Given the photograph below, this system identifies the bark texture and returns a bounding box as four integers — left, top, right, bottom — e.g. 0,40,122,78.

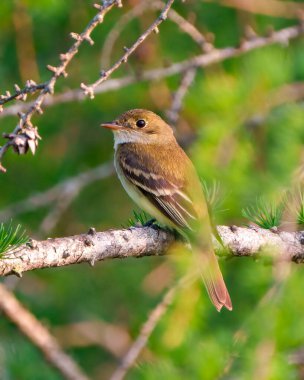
1,225,304,277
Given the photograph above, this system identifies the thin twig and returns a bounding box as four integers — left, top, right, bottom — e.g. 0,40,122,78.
81,0,175,98
2,23,303,120
0,1,120,108
166,68,197,125
109,273,195,380
101,0,208,67
0,82,46,106
37,162,114,234
0,161,114,222
212,0,304,19
84,18,304,98
39,194,78,235
0,283,90,380
0,0,121,172
53,320,132,358
245,82,304,129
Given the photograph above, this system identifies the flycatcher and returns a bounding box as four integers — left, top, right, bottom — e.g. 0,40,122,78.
101,109,232,311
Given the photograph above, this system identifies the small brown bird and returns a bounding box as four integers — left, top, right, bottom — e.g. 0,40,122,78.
101,109,232,311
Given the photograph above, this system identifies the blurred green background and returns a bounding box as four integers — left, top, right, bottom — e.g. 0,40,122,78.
1,0,304,379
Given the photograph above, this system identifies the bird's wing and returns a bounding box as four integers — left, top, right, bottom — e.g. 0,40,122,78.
119,156,198,229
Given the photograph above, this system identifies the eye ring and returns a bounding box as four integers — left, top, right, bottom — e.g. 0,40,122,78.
136,119,146,128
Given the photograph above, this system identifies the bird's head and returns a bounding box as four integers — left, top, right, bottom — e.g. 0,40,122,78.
100,109,174,146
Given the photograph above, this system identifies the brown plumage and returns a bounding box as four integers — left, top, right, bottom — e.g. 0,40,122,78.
101,109,232,311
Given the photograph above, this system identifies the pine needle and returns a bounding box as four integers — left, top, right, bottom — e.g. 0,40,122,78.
0,222,28,258
126,210,151,227
283,187,304,226
201,180,226,215
242,198,283,229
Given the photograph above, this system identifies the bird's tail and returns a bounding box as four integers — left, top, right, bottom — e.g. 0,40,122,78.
196,247,232,312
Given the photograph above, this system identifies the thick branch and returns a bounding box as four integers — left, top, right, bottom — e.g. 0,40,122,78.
0,227,175,277
1,225,304,277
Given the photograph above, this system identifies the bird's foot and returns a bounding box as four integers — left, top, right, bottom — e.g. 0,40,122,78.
143,218,157,227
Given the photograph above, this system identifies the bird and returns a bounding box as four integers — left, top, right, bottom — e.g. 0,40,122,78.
101,109,232,311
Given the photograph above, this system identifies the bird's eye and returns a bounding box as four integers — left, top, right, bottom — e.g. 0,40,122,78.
136,119,146,128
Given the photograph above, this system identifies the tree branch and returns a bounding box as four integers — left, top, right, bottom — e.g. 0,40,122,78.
109,278,181,380
109,272,195,380
1,225,304,277
100,0,209,68
213,0,304,19
0,1,120,108
80,0,175,98
166,68,197,125
0,0,121,172
0,161,114,222
0,283,90,380
0,0,177,172
2,23,303,120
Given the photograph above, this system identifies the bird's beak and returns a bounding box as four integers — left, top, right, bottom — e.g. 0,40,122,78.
100,122,125,131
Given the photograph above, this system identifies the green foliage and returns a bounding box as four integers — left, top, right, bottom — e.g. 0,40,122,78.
242,190,304,229
1,1,304,379
201,180,226,216
283,188,304,226
127,210,151,227
242,198,283,229
296,193,304,225
0,222,28,258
